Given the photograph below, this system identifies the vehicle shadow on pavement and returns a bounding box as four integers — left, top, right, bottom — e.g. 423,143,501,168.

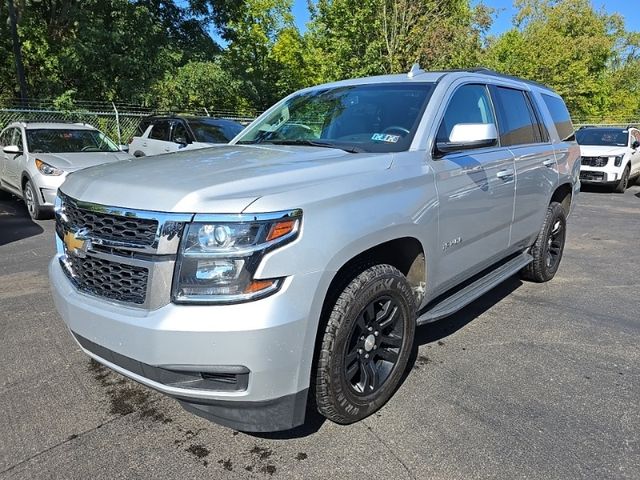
413,276,522,347
0,196,45,246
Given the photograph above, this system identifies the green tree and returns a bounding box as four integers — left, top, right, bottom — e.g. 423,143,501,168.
151,61,252,113
485,0,631,121
222,0,303,109
305,0,492,82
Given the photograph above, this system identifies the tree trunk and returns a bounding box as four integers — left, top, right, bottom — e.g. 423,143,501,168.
7,0,28,102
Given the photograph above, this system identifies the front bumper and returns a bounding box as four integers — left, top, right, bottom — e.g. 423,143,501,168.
579,167,621,184
32,172,66,207
49,258,324,431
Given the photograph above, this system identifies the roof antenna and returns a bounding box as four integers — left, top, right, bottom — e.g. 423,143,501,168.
407,62,424,78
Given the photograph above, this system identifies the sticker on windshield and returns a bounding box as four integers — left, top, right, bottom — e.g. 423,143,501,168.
371,133,400,143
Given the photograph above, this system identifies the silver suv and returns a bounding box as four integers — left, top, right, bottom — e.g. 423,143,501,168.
49,67,580,432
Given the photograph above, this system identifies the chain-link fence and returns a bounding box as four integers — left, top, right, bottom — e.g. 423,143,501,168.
0,107,147,145
0,100,260,145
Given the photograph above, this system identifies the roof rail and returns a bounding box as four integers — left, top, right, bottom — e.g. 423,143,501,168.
464,68,553,91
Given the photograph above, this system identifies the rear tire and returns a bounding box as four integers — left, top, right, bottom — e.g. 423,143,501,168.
521,202,566,283
315,264,416,424
613,165,630,193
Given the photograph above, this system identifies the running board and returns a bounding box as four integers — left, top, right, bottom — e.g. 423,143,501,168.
416,252,533,325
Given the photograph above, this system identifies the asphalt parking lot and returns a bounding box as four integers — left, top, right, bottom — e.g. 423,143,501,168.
1,185,639,480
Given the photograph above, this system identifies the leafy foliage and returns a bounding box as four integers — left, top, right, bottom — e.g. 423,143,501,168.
0,0,638,121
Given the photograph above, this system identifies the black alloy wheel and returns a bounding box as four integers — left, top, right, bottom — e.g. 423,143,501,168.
545,218,565,271
343,295,404,395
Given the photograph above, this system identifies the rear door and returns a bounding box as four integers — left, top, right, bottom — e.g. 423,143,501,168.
431,83,516,289
146,120,174,155
489,86,558,247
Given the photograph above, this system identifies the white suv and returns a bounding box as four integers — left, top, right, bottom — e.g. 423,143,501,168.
129,116,244,157
576,126,640,192
0,122,131,219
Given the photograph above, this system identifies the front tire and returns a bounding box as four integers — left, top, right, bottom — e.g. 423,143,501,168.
315,264,416,424
613,165,630,193
521,202,567,283
23,179,46,220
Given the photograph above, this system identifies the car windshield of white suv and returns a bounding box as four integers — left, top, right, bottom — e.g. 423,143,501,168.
26,129,119,153
575,128,628,147
236,83,435,153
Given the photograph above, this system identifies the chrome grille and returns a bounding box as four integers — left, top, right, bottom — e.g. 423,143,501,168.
60,195,158,247
55,194,192,309
61,255,148,305
581,156,608,167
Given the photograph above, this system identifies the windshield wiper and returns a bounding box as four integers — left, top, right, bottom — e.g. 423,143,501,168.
262,139,366,153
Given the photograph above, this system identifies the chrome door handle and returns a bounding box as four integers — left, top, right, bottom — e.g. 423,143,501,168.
543,159,555,168
496,169,514,180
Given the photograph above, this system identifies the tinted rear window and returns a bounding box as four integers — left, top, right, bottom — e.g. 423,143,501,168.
542,94,575,141
492,87,540,146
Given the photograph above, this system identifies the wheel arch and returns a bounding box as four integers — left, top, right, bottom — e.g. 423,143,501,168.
307,236,426,405
550,182,573,215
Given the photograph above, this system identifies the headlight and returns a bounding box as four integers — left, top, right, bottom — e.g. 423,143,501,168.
35,159,63,176
172,210,302,304
610,155,624,167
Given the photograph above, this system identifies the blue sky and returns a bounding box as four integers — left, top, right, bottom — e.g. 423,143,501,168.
291,1,638,35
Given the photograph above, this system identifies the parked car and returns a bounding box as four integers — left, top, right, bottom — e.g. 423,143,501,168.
49,67,580,432
576,125,640,192
0,122,132,219
129,115,244,157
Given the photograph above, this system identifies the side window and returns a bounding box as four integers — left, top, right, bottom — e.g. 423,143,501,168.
491,87,540,146
0,130,9,147
171,121,189,144
542,94,575,142
11,129,24,150
436,84,496,144
148,121,171,141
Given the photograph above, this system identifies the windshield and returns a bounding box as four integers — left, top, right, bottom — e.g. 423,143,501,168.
189,120,243,143
576,128,628,147
236,83,435,153
26,129,119,153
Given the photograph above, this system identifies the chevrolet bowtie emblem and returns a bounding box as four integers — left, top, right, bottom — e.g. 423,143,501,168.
63,228,91,258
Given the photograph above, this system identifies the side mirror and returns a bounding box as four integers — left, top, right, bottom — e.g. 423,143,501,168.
3,145,22,155
118,144,129,152
436,123,498,155
632,140,639,150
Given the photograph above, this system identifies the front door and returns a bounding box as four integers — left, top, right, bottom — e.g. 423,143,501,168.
431,83,516,291
2,128,24,191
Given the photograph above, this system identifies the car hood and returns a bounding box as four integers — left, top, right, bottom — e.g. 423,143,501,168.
59,145,393,213
579,145,628,157
36,152,132,172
